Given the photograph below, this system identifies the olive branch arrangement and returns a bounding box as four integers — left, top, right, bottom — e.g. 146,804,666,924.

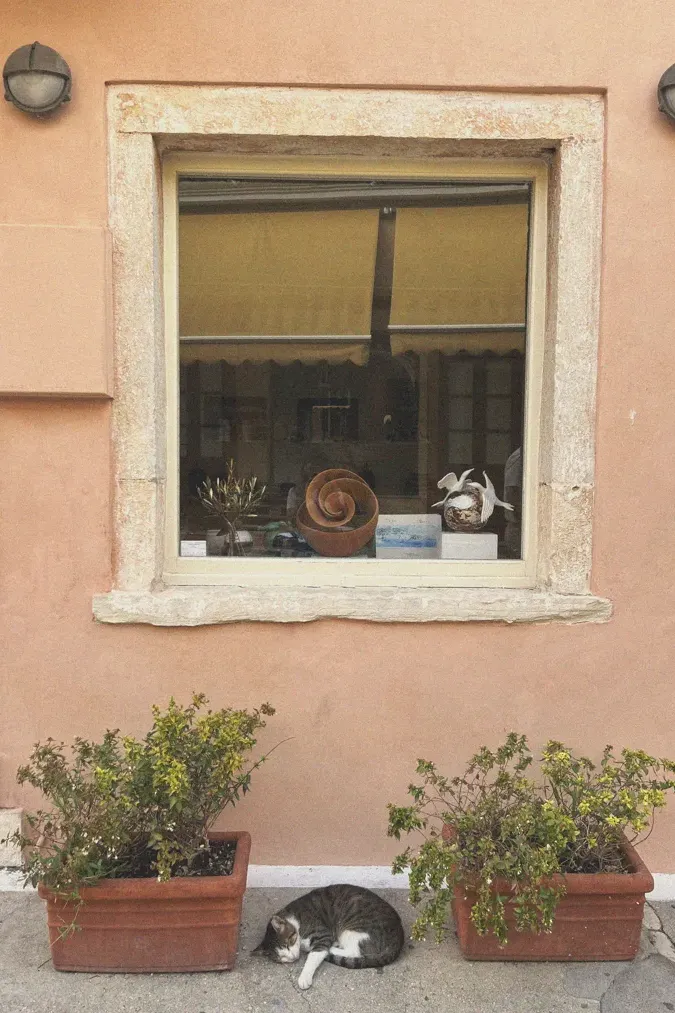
198,459,266,554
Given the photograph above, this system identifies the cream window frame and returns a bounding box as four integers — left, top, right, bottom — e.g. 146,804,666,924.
94,85,611,625
164,154,544,589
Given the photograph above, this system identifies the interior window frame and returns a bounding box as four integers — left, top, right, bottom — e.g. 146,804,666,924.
162,154,547,589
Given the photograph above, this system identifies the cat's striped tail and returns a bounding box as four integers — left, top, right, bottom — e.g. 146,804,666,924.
327,953,390,969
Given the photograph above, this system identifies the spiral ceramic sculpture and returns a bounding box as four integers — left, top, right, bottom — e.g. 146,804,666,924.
295,469,379,557
432,468,513,533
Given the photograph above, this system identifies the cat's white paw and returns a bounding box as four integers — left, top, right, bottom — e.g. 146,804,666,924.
297,975,313,990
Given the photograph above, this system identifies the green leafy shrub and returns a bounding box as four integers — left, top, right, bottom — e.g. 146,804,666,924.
388,733,675,945
6,695,275,897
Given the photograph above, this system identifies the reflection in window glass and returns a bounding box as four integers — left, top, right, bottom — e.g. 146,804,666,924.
177,177,529,561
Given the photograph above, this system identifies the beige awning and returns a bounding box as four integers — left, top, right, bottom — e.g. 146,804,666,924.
389,204,528,355
179,339,369,367
179,209,379,338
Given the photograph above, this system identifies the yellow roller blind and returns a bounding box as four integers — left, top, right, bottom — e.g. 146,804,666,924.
389,204,528,356
179,209,379,337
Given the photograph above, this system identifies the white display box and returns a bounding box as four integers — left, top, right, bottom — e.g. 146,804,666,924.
376,514,442,559
441,532,498,559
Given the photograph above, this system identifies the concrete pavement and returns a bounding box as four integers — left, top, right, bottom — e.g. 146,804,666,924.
0,889,673,1013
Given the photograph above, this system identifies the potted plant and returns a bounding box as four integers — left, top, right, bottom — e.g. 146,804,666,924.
198,460,266,556
5,694,275,973
388,733,675,961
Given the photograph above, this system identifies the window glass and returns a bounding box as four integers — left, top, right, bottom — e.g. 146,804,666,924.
177,177,529,561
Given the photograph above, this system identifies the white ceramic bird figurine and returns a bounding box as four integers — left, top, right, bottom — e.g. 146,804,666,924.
432,469,514,532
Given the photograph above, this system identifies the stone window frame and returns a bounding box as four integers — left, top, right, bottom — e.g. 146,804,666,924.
94,85,610,626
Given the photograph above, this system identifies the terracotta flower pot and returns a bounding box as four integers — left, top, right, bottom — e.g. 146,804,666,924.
37,830,251,973
448,833,653,961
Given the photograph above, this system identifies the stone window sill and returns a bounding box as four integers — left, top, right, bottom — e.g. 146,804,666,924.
93,587,612,626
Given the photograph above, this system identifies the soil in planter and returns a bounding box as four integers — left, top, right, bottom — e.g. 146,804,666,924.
558,841,631,875
112,839,237,880
455,828,631,877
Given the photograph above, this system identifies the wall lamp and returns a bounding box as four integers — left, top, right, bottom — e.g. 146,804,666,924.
3,42,71,116
658,64,675,125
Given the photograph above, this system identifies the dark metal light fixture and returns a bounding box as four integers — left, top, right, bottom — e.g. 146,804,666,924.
657,64,675,124
3,42,71,115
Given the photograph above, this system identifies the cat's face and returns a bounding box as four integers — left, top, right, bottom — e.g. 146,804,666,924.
255,914,301,963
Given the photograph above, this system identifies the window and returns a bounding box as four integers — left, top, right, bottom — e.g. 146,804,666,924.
96,85,609,624
166,159,545,584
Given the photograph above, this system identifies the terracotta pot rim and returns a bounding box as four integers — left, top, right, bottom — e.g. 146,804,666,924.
444,830,654,896
37,830,251,902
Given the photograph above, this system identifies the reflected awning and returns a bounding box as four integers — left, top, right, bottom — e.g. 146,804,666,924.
179,208,379,338
179,338,369,367
389,204,529,355
390,329,525,357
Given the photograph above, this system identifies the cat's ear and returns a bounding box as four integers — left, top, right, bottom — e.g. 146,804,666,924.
271,914,287,935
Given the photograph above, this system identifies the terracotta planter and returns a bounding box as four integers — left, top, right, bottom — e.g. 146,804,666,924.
38,831,251,973
450,835,653,961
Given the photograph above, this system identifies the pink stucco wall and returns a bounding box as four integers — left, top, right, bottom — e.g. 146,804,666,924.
1,1,674,870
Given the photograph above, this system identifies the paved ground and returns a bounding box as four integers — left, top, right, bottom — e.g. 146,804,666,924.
0,889,673,1013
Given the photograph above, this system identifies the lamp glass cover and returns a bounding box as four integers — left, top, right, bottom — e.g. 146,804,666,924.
7,71,66,109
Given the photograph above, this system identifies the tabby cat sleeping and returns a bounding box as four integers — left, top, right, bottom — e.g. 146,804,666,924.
255,884,405,990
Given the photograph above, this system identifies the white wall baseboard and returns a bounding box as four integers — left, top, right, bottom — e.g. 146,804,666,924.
1,865,674,899
247,866,675,900
646,874,675,902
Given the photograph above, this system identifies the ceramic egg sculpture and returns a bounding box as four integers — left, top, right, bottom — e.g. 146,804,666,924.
432,468,514,533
